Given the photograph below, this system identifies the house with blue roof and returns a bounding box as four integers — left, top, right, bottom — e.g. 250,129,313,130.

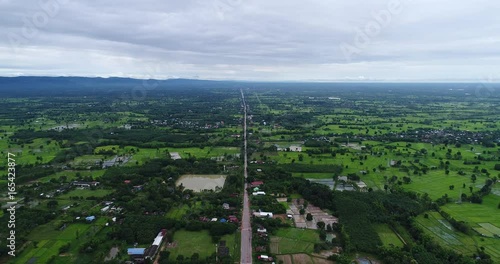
127,248,146,255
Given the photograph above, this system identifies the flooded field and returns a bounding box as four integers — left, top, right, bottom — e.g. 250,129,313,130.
176,174,227,192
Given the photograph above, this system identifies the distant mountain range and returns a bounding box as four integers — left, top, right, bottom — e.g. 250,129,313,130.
0,76,498,97
0,76,229,89
0,76,242,96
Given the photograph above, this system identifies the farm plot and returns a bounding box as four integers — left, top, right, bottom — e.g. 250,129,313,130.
417,213,462,246
15,218,108,264
271,228,320,255
442,195,500,226
473,223,500,238
415,211,500,261
374,224,404,247
168,230,237,261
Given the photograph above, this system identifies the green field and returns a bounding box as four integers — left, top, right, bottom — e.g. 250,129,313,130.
402,171,477,200
168,230,238,261
166,205,191,220
13,218,108,264
415,211,500,262
71,155,105,166
271,228,320,254
374,224,404,247
442,195,500,226
474,223,500,238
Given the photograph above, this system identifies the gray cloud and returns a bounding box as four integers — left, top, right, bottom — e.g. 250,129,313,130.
0,0,499,81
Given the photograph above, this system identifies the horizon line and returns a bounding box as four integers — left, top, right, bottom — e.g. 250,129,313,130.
1,75,499,84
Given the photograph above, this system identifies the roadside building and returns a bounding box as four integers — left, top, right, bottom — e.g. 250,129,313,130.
72,181,100,188
253,211,273,218
127,248,146,262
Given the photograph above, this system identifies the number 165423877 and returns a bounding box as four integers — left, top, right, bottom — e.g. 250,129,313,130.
8,153,16,199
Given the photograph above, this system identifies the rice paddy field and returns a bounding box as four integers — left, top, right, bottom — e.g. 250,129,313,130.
415,211,500,262
14,217,109,264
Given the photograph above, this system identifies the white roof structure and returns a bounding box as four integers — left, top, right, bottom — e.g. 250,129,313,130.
337,176,348,182
357,181,367,188
254,212,273,218
257,228,267,233
152,232,164,246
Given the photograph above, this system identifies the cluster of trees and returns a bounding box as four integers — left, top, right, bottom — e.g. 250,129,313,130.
277,163,343,174
466,178,497,204
335,194,382,253
288,178,489,263
438,211,471,234
11,128,216,149
111,216,179,244
10,165,59,184
251,195,287,214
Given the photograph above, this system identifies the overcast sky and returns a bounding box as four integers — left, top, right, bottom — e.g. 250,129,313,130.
1,0,500,81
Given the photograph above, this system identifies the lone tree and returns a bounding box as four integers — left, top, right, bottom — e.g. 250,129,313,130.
306,213,313,221
471,174,477,183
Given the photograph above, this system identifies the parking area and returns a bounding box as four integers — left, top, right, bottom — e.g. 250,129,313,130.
288,199,338,229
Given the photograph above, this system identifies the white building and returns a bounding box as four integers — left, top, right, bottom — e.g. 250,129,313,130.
253,212,273,218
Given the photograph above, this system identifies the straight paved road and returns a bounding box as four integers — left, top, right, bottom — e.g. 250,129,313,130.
240,89,252,264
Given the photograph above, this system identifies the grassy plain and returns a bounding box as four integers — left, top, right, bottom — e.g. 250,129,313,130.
374,224,404,247
168,230,238,261
271,228,320,254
